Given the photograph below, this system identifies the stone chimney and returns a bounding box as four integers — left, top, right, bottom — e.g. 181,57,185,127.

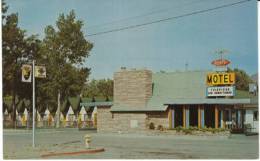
113,68,152,107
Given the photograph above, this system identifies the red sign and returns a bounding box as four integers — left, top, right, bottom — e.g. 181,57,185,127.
211,59,230,66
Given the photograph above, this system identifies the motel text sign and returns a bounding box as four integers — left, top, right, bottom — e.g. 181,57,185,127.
206,73,235,86
206,86,235,97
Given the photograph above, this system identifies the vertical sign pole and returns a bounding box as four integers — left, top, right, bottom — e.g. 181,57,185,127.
32,60,36,148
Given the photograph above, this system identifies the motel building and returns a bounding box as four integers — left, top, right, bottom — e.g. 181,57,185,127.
81,68,258,133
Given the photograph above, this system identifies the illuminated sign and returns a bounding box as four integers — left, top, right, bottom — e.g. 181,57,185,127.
206,73,235,86
211,59,230,66
206,86,235,97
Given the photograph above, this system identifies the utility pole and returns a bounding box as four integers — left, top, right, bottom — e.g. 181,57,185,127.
32,60,36,148
185,62,188,71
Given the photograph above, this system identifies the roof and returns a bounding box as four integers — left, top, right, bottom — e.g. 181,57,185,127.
80,101,113,107
151,71,209,99
112,70,258,112
110,105,167,112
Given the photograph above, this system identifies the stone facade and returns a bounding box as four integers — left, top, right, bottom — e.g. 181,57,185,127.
97,106,149,133
113,69,152,107
97,68,170,133
147,111,169,129
97,106,170,133
97,106,114,132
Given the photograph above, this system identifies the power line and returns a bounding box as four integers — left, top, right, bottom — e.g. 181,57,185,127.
86,0,251,37
87,0,205,30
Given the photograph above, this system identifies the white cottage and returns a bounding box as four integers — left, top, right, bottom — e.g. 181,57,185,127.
66,106,75,127
79,106,87,121
79,106,87,128
3,108,9,120
22,108,28,126
44,108,54,126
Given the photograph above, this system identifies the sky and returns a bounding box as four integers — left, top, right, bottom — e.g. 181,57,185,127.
6,0,258,79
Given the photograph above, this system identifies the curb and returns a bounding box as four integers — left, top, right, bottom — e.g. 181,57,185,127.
41,148,105,158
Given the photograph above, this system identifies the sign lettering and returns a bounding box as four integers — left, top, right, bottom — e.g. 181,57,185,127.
207,86,235,97
206,73,235,85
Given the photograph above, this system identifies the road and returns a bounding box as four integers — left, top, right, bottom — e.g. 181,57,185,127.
3,128,259,159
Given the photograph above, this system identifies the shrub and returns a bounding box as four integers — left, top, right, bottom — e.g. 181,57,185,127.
183,128,192,135
149,122,155,130
157,125,163,131
189,126,198,131
175,126,183,132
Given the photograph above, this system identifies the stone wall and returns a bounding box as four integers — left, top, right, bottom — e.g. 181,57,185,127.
97,106,114,132
112,113,148,132
113,69,152,107
97,106,148,133
97,106,171,133
147,111,169,129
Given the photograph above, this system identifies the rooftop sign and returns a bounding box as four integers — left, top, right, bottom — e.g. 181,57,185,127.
206,72,235,86
211,59,230,66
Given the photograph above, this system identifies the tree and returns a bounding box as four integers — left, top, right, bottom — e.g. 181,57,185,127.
42,10,93,101
2,0,41,126
83,79,114,101
40,10,93,124
97,79,113,101
228,68,253,90
83,79,99,102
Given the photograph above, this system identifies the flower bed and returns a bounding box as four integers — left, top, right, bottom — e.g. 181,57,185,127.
147,125,231,136
168,126,230,136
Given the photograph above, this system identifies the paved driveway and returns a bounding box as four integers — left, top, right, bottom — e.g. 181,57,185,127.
3,129,259,159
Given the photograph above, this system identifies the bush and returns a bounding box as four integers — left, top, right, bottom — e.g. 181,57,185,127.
183,128,192,135
175,126,183,132
157,125,163,131
149,122,155,130
189,126,198,131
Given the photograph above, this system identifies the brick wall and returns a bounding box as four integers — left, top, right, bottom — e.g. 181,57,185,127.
113,69,152,107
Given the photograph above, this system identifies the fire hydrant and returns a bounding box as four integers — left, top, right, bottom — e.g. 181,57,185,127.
84,134,91,149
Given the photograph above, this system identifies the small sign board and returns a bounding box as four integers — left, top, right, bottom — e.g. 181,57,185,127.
206,72,235,86
21,64,32,82
206,86,235,97
35,66,46,78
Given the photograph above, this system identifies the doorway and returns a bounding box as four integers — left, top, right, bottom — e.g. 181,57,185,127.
174,106,183,128
189,105,198,127
204,105,215,128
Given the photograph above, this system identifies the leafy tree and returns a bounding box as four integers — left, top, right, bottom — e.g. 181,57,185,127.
2,0,41,126
228,68,253,90
40,10,93,120
83,79,99,101
97,79,113,101
83,79,113,101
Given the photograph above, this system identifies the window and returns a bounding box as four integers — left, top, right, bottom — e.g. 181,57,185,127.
253,111,258,121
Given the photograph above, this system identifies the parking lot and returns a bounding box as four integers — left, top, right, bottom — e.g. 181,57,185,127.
3,128,259,159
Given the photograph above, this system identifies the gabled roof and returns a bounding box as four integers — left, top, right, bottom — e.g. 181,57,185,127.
68,97,82,114
111,70,257,112
151,71,209,100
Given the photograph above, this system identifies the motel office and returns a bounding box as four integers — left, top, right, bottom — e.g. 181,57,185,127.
93,68,258,133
